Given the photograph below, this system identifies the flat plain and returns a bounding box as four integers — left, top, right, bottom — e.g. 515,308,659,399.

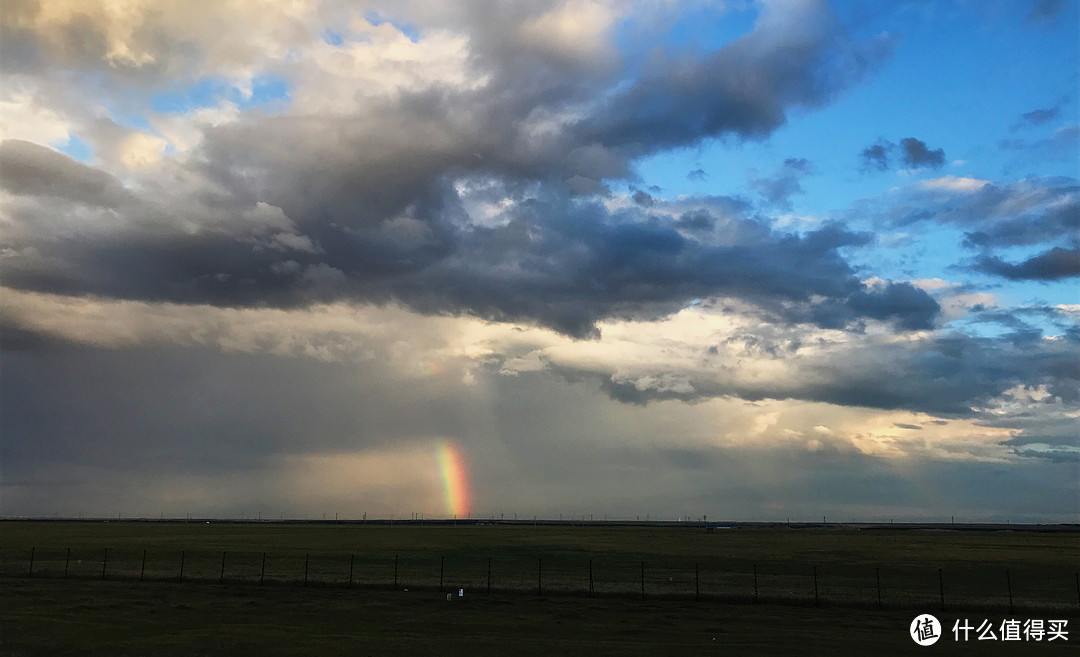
2,521,1077,655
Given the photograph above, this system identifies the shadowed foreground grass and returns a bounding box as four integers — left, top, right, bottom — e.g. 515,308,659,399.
2,578,1077,656
3,522,1078,610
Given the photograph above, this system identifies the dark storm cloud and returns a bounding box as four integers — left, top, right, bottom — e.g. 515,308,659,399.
1,230,320,306
995,304,1080,345
754,282,939,332
7,341,1076,519
749,158,813,210
999,124,1079,164
631,189,656,207
571,7,894,154
0,319,75,352
0,139,131,207
596,443,1079,521
875,333,1060,414
193,0,893,232
0,0,45,74
384,198,937,337
2,2,1077,525
0,342,483,476
0,1,912,338
844,281,941,330
858,137,944,170
972,246,1080,280
961,306,1050,345
776,333,1077,414
0,0,110,73
540,319,1079,416
899,137,945,169
1001,419,1080,464
3,157,941,338
1003,431,1079,450
4,0,941,343
1011,447,1080,463
676,209,716,232
859,141,891,171
958,188,1079,249
937,178,1080,280
864,177,1079,270
1016,106,1060,128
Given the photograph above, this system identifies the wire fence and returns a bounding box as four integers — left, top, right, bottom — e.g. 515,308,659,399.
4,546,1078,612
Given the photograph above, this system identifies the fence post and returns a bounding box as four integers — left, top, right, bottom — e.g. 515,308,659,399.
440,555,444,592
938,568,945,611
487,557,492,595
1002,570,1010,613
348,554,354,589
640,561,645,600
140,549,147,582
260,552,266,586
589,559,594,597
695,562,700,602
101,548,108,580
876,567,882,608
393,555,398,589
64,548,70,579
179,550,185,583
1075,572,1079,607
813,565,819,606
28,547,34,578
304,553,309,586
753,564,758,604
219,551,226,584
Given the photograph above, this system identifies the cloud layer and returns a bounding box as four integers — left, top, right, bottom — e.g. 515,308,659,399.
2,0,1077,520
0,0,918,338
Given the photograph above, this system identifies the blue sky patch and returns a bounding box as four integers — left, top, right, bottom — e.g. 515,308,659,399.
150,74,291,115
365,10,421,42
322,29,345,46
56,134,93,163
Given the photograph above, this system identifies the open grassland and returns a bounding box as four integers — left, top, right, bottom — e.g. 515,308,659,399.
2,522,1077,608
3,521,1075,570
2,522,1078,655
3,577,1078,656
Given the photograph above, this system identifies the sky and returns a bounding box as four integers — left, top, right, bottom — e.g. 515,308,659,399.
1,0,1077,522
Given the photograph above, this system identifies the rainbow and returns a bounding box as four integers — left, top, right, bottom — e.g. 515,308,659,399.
437,441,471,518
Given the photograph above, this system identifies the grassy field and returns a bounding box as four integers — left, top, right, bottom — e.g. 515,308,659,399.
2,522,1078,655
3,576,1078,656
3,521,1076,572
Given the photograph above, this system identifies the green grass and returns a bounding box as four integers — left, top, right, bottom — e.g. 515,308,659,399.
2,522,1077,609
3,578,1078,656
3,521,1075,568
1,522,1078,655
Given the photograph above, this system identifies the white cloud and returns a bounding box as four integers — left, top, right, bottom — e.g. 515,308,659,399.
909,278,953,291
0,94,74,145
149,104,241,157
518,0,619,63
919,176,990,193
288,22,487,114
116,132,169,169
915,176,989,193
